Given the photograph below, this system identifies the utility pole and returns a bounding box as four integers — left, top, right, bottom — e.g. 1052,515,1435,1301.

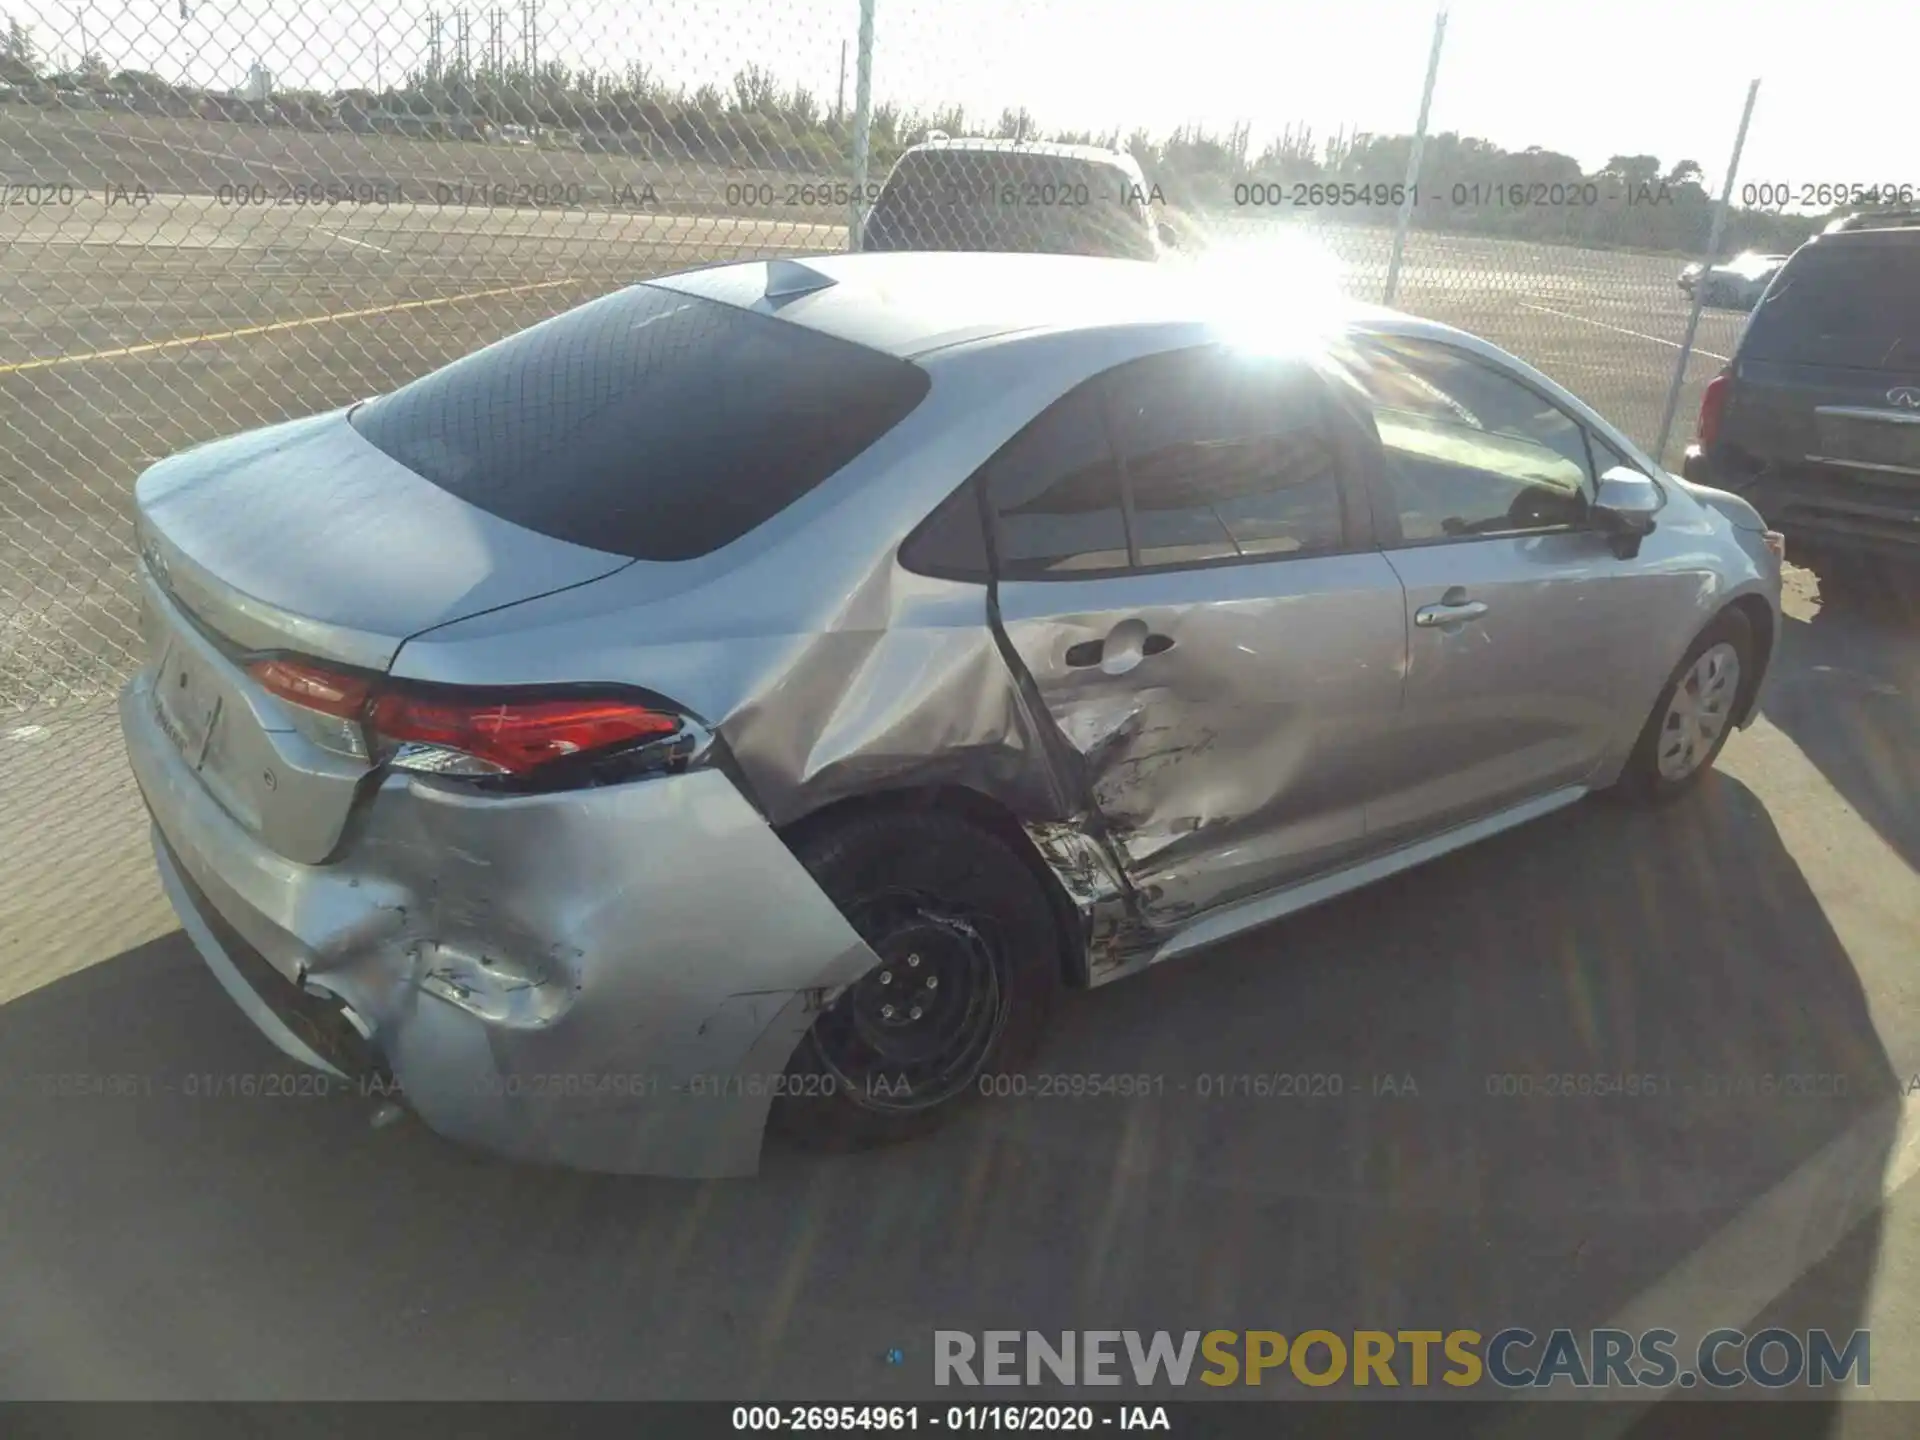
849,0,873,248
837,40,846,125
1383,3,1449,307
1655,79,1763,464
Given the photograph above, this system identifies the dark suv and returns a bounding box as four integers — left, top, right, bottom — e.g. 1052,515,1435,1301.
859,137,1174,263
1683,211,1920,565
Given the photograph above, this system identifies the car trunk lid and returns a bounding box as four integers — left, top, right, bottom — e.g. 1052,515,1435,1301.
133,408,634,862
136,408,635,671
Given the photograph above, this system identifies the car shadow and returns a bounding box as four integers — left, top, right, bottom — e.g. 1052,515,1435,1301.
1763,559,1920,874
0,776,1895,1411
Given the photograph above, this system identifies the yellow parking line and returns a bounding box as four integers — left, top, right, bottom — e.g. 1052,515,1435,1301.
0,277,586,376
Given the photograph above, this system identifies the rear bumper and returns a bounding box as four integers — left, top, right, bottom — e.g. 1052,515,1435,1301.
1685,451,1920,563
120,670,883,1178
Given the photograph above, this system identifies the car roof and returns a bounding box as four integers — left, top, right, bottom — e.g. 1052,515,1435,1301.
1804,224,1920,248
1822,209,1920,235
647,251,1398,360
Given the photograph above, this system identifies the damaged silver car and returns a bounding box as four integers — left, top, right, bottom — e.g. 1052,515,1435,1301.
120,251,1784,1177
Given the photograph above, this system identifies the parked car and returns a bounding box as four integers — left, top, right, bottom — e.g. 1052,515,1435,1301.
121,252,1782,1178
1678,251,1790,310
1683,212,1920,566
860,136,1174,262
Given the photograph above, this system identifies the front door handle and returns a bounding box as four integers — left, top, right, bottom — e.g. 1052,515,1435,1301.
1414,599,1489,628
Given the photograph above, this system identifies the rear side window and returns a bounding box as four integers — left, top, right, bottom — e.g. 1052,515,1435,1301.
982,384,1130,575
899,478,990,579
1105,349,1348,566
348,284,930,561
1742,242,1920,372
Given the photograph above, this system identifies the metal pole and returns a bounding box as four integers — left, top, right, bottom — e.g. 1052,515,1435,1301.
1654,77,1760,466
837,40,846,125
1383,4,1447,307
848,0,874,250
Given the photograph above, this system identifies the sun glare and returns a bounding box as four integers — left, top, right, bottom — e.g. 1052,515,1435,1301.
1174,225,1355,358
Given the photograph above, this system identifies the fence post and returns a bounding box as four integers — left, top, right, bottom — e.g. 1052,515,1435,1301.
1655,78,1761,466
848,0,876,251
1382,4,1448,307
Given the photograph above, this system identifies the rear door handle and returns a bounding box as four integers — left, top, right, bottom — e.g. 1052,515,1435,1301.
1414,599,1489,628
1064,624,1176,671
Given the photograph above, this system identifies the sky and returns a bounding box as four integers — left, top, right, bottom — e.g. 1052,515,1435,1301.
8,0,1916,208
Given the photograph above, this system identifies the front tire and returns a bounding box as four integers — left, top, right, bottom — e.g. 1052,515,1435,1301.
771,809,1063,1151
1614,608,1754,804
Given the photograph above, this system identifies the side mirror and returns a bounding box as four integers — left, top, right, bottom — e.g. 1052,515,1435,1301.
1157,220,1179,250
1591,466,1662,558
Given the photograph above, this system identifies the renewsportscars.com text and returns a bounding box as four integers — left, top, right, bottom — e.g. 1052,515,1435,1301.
933,1328,1869,1390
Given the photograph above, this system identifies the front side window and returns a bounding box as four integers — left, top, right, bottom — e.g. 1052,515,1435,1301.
1336,335,1593,543
1590,433,1648,479
1104,348,1348,567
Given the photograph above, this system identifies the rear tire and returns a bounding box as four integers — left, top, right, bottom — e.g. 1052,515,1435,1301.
1613,608,1754,805
771,810,1062,1151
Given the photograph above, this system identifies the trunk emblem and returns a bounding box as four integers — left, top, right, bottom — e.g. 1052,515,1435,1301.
141,535,172,591
1890,388,1920,409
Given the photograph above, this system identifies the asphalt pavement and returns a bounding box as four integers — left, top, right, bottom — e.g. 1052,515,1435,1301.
1,562,1914,1420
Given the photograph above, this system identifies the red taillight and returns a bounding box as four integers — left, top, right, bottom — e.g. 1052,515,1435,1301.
248,655,680,776
249,657,373,719
1697,371,1732,448
368,691,679,775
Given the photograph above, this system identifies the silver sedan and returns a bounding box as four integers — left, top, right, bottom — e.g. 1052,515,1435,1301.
1679,252,1791,309
120,251,1785,1177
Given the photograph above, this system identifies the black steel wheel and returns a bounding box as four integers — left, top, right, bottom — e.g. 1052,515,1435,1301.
773,809,1062,1149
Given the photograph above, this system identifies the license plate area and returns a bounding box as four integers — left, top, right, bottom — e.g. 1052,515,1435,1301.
153,641,224,768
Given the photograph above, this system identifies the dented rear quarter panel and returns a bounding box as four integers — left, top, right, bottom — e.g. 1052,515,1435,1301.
124,670,887,1178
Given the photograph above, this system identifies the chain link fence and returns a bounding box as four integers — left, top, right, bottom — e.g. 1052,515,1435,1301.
3,0,1862,1004
1,2,1800,718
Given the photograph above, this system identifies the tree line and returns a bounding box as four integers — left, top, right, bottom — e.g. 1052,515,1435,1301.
0,16,1858,256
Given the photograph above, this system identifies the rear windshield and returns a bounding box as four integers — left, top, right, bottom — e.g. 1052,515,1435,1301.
863,150,1155,261
1741,241,1920,372
348,284,931,560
